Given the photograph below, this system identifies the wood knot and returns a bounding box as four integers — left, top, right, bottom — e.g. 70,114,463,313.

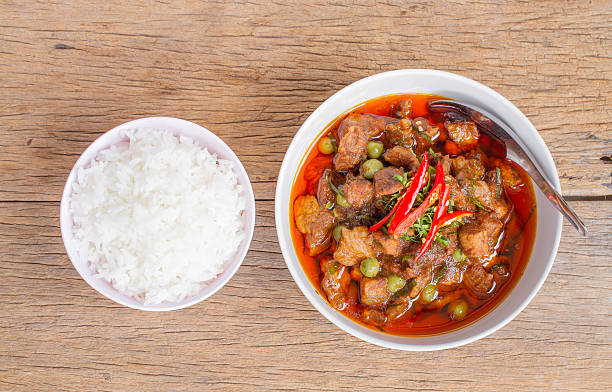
54,43,75,50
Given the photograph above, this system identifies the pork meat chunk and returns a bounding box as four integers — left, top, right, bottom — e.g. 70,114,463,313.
441,154,452,176
343,179,375,209
361,308,387,327
445,175,475,212
383,146,420,171
383,122,414,148
451,155,485,185
333,226,376,266
338,113,386,139
413,117,439,143
458,225,488,259
458,212,503,259
464,262,494,298
334,125,368,171
372,231,411,258
446,121,479,148
397,98,413,118
360,277,391,306
373,166,404,196
294,195,334,256
316,169,336,207
321,262,353,311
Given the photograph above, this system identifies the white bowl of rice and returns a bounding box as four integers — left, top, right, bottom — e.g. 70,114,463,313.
60,117,255,311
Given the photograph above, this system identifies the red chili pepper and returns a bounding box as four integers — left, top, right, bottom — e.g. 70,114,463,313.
435,182,451,221
431,161,445,190
368,190,405,232
437,210,474,227
392,182,441,240
387,153,429,234
391,161,445,239
412,210,473,264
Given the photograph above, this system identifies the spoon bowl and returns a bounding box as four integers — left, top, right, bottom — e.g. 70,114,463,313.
428,99,587,236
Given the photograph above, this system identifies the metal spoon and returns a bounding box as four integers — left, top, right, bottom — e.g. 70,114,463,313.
428,99,587,236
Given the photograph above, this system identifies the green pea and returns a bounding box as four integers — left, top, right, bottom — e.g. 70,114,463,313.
327,261,341,276
421,284,438,303
386,274,406,293
367,141,384,159
362,159,384,179
448,299,469,321
452,249,466,264
360,257,380,278
318,136,335,155
333,224,345,242
336,193,350,208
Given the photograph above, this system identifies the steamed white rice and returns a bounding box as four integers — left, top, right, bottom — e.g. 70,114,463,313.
71,128,245,304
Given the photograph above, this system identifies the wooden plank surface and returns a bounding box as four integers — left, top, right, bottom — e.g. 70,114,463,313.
0,201,610,391
1,0,611,391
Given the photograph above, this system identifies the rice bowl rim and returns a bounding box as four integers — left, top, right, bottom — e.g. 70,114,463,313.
60,117,256,311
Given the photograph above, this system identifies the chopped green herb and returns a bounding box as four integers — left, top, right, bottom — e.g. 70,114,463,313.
519,204,537,232
444,221,462,229
401,206,436,242
448,197,455,213
428,147,440,162
470,196,489,211
413,124,432,143
379,190,402,212
435,235,450,247
380,225,390,237
332,208,340,219
332,224,344,241
325,201,333,209
393,172,409,187
496,167,502,198
490,262,510,272
336,193,350,208
326,173,343,197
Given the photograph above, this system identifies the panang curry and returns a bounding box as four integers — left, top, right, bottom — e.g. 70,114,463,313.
290,94,537,335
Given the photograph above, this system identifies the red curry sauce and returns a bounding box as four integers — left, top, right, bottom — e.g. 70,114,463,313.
290,94,537,336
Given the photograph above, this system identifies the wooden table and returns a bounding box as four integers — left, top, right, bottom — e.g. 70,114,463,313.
1,1,610,390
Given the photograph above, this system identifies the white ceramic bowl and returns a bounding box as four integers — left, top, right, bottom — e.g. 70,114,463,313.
275,69,563,350
60,117,256,311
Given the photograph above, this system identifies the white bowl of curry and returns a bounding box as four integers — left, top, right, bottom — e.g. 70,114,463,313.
275,69,562,350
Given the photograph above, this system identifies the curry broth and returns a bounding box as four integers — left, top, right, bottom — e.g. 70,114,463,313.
289,94,537,336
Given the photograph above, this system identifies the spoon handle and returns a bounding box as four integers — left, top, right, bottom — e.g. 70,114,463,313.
504,135,588,237
428,99,588,236
526,162,588,236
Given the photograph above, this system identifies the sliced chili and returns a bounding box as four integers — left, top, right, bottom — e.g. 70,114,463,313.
368,190,405,232
431,161,445,190
435,184,451,221
438,210,473,227
387,153,429,234
412,210,473,264
392,182,441,240
392,162,445,240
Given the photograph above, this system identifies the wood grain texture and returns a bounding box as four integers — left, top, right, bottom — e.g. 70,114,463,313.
0,201,610,391
0,0,611,201
0,0,611,391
